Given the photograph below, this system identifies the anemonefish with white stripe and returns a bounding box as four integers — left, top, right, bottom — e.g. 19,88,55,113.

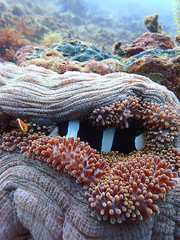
10,118,28,133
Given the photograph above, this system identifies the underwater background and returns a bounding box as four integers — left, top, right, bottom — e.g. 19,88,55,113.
0,1,180,240
0,0,179,50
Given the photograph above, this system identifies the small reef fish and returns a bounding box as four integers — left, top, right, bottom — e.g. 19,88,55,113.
10,118,28,133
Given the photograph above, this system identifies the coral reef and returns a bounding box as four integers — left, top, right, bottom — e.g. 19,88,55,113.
14,40,124,75
114,32,176,57
0,63,179,239
0,27,29,61
0,0,149,50
15,36,180,98
0,1,179,238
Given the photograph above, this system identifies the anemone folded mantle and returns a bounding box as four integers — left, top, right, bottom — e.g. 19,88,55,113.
0,63,179,122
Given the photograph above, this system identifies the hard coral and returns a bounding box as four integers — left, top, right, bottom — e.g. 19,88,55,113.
15,43,124,75
15,38,116,64
126,49,180,98
114,32,176,57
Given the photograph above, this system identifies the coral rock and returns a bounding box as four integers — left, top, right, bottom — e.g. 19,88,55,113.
114,32,176,57
126,49,180,98
144,14,162,33
15,42,124,75
15,39,116,65
14,38,179,99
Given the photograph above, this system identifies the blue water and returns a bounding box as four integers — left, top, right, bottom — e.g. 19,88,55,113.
85,0,176,26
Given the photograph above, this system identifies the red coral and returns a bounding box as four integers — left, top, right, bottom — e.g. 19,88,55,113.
17,19,43,40
0,27,29,61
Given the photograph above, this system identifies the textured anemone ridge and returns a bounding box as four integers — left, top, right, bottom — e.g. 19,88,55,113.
0,63,179,123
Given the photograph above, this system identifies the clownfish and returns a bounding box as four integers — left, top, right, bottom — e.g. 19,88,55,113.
10,118,28,133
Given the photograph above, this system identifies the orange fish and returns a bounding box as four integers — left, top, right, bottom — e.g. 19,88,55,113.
10,118,28,133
